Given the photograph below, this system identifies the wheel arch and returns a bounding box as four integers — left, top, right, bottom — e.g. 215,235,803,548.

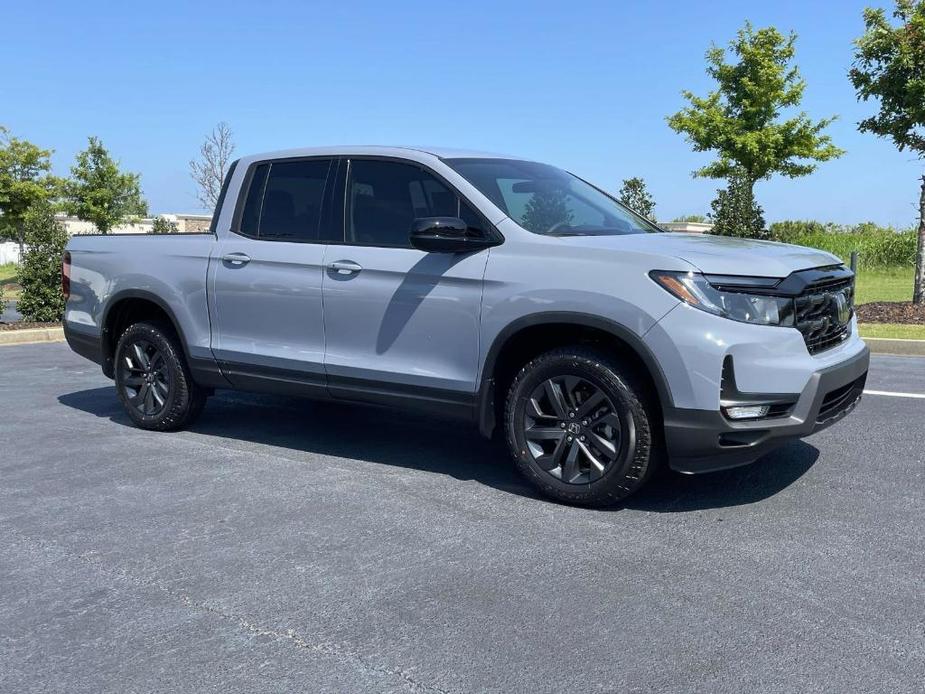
477,312,673,439
100,290,192,379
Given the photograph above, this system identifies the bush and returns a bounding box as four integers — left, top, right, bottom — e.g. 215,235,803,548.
709,175,768,239
17,202,68,322
768,220,916,268
151,215,178,234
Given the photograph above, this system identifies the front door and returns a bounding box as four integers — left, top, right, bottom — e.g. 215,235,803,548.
209,158,335,391
322,158,490,404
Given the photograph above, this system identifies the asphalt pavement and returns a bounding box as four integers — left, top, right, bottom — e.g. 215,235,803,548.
1,343,923,693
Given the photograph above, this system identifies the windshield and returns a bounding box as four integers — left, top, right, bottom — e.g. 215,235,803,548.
444,158,660,236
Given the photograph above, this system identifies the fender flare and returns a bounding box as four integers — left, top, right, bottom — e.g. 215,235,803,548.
476,311,674,438
99,289,226,386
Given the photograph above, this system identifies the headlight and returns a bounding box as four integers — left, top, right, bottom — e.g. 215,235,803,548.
650,270,795,327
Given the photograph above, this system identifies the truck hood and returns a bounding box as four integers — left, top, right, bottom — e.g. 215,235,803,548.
560,232,840,277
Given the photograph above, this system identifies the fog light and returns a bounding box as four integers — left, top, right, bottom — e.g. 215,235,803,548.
724,405,770,420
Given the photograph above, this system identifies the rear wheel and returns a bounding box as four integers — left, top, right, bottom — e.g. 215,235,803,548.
504,346,659,506
114,321,207,431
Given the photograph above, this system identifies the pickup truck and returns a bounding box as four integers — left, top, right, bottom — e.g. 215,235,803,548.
63,146,870,505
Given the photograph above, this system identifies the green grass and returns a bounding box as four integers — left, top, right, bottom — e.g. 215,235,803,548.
858,323,925,340
0,262,20,300
854,266,914,304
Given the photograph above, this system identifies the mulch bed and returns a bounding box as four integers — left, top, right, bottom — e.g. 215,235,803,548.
0,321,61,331
856,302,925,325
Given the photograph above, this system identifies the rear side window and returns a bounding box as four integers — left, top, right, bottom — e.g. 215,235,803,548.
347,159,482,247
236,159,333,241
239,164,269,236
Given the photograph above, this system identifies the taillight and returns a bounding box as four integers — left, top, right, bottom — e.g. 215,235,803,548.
62,251,71,301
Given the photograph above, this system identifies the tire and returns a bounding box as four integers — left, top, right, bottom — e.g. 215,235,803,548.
113,321,207,431
504,346,660,506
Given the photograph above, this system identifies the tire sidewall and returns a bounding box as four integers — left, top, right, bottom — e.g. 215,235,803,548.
505,349,652,505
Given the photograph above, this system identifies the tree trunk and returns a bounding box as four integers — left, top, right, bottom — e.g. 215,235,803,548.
915,176,925,306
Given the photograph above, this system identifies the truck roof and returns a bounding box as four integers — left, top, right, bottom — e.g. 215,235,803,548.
236,145,527,166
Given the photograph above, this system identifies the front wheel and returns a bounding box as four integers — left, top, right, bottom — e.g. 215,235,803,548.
504,347,660,506
114,321,207,431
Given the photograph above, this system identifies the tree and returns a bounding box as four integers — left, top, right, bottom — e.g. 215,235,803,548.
672,214,708,223
0,127,58,252
850,1,925,304
17,201,68,322
667,22,843,237
709,172,767,239
64,137,147,234
617,177,656,221
151,215,178,234
189,122,235,211
520,188,572,234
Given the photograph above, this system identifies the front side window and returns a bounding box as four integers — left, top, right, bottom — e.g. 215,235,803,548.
445,158,659,236
346,159,481,247
236,159,332,241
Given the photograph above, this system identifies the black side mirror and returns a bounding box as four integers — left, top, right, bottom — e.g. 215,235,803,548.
409,217,495,253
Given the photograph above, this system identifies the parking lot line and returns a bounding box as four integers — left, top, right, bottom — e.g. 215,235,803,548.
864,389,925,399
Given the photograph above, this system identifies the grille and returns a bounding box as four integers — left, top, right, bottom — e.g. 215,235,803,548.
794,273,854,355
817,373,867,424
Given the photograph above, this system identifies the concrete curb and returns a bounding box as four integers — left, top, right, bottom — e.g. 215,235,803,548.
0,326,65,346
863,336,925,357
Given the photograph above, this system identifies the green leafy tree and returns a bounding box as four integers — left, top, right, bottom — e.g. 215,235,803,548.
17,201,68,322
0,127,58,252
64,137,147,234
151,215,178,234
667,22,843,237
709,173,767,239
672,214,708,223
520,188,572,234
617,177,656,221
850,0,925,304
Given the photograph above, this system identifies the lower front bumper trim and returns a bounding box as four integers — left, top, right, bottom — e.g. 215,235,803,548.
664,345,870,474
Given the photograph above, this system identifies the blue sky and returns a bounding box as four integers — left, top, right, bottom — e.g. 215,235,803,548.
1,0,918,226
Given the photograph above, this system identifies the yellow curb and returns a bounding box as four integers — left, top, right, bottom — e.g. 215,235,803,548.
0,326,65,346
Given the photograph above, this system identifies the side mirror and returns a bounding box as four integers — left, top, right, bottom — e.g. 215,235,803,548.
409,217,494,253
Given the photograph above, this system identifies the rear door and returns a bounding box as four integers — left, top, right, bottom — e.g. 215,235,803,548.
209,157,336,391
321,157,491,403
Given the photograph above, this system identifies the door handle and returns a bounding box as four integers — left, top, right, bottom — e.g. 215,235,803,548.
329,260,363,275
222,252,251,266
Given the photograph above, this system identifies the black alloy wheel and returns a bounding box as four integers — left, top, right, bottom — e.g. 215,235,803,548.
522,375,622,484
505,346,659,506
118,338,171,417
113,321,207,431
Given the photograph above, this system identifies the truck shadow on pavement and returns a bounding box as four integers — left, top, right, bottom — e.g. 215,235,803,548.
58,386,819,513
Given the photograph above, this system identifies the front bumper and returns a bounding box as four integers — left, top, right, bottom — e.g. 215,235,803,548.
664,344,869,474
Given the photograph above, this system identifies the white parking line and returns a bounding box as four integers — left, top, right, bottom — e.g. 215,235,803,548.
864,389,925,400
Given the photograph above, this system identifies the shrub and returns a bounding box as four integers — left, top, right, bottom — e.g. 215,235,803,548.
672,214,708,223
768,220,916,268
151,215,178,234
709,175,768,239
17,202,68,322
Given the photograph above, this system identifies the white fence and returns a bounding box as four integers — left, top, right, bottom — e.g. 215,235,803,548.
0,242,21,265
